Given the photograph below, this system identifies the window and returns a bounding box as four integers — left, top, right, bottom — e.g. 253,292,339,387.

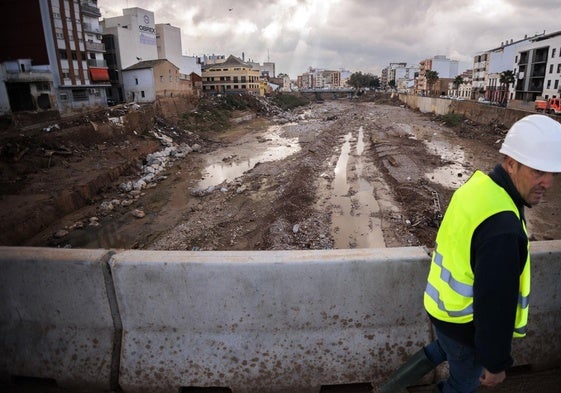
553,48,557,58
557,64,561,73
160,76,164,82
60,93,68,101
547,80,551,88
550,64,554,73
135,78,139,85
59,49,68,59
141,91,145,98
555,80,559,89
72,89,88,101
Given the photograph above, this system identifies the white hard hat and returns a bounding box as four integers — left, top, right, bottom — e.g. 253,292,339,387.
499,114,561,172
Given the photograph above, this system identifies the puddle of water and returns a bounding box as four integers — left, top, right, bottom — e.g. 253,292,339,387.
356,126,365,155
424,140,470,187
330,128,385,249
398,123,470,188
196,124,301,189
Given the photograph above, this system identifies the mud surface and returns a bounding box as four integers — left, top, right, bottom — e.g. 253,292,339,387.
2,96,561,250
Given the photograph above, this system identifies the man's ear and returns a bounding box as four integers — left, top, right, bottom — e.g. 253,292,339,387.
503,156,518,175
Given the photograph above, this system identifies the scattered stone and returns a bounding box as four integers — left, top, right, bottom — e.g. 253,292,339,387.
89,217,100,227
293,224,300,234
131,209,145,218
54,229,68,238
99,201,114,214
69,221,84,230
43,124,60,133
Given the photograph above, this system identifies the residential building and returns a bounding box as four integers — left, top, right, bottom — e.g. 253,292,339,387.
415,55,459,96
447,72,473,100
0,0,110,114
246,60,276,79
472,34,539,101
513,30,561,102
156,23,201,76
122,59,192,103
297,67,341,90
385,63,419,93
201,55,260,95
383,62,406,89
101,7,159,102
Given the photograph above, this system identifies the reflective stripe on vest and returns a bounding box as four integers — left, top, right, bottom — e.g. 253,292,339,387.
423,170,530,337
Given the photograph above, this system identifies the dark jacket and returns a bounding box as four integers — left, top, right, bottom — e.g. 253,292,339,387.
429,164,529,373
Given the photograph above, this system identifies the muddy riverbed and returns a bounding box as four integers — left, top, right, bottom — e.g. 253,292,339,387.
5,98,561,250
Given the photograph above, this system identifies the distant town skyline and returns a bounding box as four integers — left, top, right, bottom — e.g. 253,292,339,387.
98,0,561,77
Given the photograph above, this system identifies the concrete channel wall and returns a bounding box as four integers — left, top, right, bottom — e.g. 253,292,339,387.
398,94,537,128
1,242,561,393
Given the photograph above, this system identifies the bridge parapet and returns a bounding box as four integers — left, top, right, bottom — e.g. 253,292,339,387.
1,242,560,392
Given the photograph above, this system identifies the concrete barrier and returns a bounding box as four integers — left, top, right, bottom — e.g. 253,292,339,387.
0,247,121,390
512,240,561,368
1,241,560,393
110,247,433,393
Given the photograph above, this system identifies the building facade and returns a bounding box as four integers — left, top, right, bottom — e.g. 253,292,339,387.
101,7,159,103
472,34,538,101
415,56,459,96
513,30,561,102
202,55,260,95
122,59,192,103
0,0,110,114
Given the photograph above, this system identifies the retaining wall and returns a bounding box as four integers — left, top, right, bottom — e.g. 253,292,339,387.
398,94,540,128
1,242,560,392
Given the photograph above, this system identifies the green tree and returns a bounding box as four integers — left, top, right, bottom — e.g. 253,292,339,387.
452,76,464,97
499,70,515,105
348,71,379,91
425,70,439,96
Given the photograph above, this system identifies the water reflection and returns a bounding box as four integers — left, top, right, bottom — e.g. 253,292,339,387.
196,124,301,189
331,128,384,249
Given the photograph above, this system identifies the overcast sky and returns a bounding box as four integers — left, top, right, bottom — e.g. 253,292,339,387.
97,0,561,77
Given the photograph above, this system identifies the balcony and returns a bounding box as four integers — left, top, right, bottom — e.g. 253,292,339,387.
85,41,105,52
83,22,103,34
80,2,101,18
87,59,107,67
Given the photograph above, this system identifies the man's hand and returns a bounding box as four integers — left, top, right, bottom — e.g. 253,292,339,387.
480,368,506,387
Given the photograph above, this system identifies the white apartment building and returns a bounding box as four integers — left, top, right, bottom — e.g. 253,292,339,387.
472,34,538,100
156,23,201,76
512,30,561,102
416,56,458,95
430,55,459,78
101,8,159,71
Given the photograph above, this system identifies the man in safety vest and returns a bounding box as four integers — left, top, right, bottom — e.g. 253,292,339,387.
375,114,561,393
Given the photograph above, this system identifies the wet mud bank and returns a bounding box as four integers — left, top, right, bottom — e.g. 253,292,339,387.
5,98,561,250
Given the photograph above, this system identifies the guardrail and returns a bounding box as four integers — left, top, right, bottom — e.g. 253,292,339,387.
1,242,560,392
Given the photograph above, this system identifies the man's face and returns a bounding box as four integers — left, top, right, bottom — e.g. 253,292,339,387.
505,158,555,206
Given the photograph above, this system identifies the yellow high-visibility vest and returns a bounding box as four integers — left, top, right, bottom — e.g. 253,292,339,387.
424,170,530,337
